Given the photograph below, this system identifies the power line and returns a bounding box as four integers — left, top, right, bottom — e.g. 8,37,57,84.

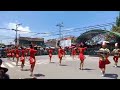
56,22,64,40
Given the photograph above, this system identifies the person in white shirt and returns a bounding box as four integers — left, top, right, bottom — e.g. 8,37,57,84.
98,41,110,77
112,43,120,67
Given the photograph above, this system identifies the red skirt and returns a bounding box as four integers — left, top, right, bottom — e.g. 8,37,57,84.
12,53,15,57
20,56,25,62
29,57,36,64
105,58,110,65
58,54,63,59
16,54,19,58
99,60,106,69
113,56,119,63
79,53,85,61
49,54,52,58
72,52,76,55
7,53,11,57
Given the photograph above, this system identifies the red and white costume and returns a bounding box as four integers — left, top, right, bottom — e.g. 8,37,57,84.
72,48,76,56
20,49,25,62
29,48,37,65
58,48,64,59
48,49,53,58
78,47,87,61
99,41,110,69
11,49,15,58
6,48,11,57
15,49,20,58
112,43,120,63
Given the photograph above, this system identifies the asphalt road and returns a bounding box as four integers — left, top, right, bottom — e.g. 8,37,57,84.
1,55,120,79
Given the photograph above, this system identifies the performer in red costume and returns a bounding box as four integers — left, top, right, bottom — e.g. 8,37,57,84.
58,46,64,65
71,47,76,60
25,47,29,59
98,41,110,77
29,45,37,76
48,47,53,63
6,48,11,60
62,48,66,57
112,43,120,67
20,47,26,71
15,46,20,66
11,47,15,61
78,43,87,70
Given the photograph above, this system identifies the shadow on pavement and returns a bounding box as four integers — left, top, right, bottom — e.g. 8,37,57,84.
34,73,45,77
83,68,95,70
22,69,30,71
116,66,120,68
104,74,118,79
60,64,67,66
23,77,37,79
88,55,99,57
50,62,55,63
16,65,21,66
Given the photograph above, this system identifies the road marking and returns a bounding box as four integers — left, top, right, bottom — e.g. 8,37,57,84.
11,62,16,65
37,61,48,64
5,62,14,68
1,64,5,67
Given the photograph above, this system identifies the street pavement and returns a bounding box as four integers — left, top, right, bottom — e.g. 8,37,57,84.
1,55,120,79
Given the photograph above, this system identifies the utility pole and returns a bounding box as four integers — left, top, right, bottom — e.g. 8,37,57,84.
56,22,64,40
56,22,64,47
12,23,22,46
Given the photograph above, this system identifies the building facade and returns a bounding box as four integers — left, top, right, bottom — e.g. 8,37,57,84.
19,37,44,47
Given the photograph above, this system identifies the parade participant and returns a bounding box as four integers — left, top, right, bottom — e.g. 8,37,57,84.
11,47,15,61
25,47,29,59
78,43,87,70
112,43,120,67
20,47,26,71
58,46,64,65
98,41,110,76
71,47,76,60
6,48,11,60
15,46,20,66
63,48,66,57
48,47,53,63
29,45,37,76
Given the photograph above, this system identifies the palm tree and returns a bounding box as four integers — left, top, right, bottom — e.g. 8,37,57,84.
112,11,120,32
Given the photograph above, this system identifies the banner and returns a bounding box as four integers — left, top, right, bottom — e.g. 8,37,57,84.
60,39,71,47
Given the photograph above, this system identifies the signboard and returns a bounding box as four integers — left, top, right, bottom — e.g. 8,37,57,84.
60,39,71,48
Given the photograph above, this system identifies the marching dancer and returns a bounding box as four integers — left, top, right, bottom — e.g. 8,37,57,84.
48,47,53,63
98,41,110,76
58,46,64,65
6,48,11,60
112,43,120,67
78,43,87,70
25,47,29,59
11,47,15,61
29,45,37,76
15,46,20,66
71,47,77,60
20,47,26,71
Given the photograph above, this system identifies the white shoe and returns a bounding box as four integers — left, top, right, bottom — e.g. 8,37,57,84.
101,74,104,77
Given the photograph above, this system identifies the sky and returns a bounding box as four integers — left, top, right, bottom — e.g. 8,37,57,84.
0,11,119,45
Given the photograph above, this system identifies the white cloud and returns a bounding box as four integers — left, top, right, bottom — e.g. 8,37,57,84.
8,22,31,34
0,22,33,45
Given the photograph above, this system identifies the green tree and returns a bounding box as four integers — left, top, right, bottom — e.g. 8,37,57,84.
112,12,120,32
